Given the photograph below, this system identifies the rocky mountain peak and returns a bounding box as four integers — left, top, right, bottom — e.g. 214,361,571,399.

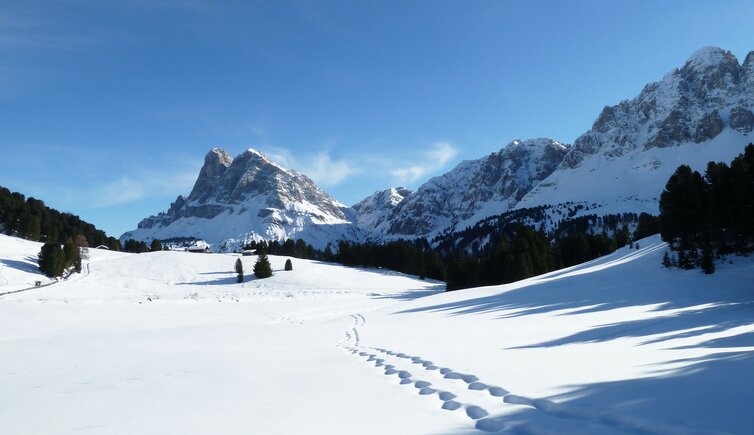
354,137,570,240
682,46,738,71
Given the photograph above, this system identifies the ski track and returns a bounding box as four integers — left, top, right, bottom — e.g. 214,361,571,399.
0,259,92,297
342,313,700,435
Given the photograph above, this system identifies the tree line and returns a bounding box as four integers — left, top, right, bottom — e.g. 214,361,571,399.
0,186,119,249
659,144,754,273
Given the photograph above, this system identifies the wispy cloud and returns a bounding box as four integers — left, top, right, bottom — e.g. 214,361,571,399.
261,146,359,188
390,142,458,184
92,167,200,208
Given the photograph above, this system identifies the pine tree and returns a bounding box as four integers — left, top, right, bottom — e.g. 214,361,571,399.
662,251,672,268
235,258,244,283
284,258,293,271
700,245,715,274
150,239,163,252
38,242,65,277
254,252,273,278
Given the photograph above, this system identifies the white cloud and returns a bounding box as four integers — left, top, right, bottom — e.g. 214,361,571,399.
390,142,458,184
260,146,359,188
93,167,200,208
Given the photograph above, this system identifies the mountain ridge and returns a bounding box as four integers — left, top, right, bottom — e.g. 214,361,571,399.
122,46,754,251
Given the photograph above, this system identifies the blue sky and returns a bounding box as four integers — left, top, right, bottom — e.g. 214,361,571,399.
1,0,753,237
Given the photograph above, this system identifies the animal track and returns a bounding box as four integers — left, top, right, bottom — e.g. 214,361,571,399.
343,314,685,434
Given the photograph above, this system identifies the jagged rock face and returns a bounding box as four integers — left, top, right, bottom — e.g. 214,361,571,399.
730,105,754,133
123,148,354,250
564,47,754,168
351,187,411,230
520,46,754,214
357,138,570,239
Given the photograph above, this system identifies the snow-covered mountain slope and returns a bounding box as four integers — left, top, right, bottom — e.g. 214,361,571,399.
124,46,754,249
121,148,363,250
359,138,570,240
517,46,754,214
350,187,412,230
3,233,754,433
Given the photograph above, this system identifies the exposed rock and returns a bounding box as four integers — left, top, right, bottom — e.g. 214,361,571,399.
693,110,724,143
730,106,754,133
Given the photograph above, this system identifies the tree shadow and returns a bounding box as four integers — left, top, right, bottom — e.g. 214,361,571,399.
398,241,754,349
450,350,754,434
1,258,41,274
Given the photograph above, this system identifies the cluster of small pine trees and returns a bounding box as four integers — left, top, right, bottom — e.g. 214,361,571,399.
659,144,754,273
118,238,163,253
244,239,317,260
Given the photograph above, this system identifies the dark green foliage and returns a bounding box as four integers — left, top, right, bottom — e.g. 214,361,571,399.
253,252,273,278
700,245,715,274
284,259,293,271
123,239,150,253
333,239,446,282
662,251,672,268
62,240,82,273
634,213,660,240
659,144,754,272
150,239,163,252
244,239,319,261
0,186,112,248
235,258,244,283
38,242,65,277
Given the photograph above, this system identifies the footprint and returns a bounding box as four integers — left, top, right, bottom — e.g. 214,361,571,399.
465,405,489,420
468,382,488,391
419,387,437,395
438,392,457,401
414,381,431,388
442,401,462,411
488,387,508,397
397,371,411,379
400,378,413,385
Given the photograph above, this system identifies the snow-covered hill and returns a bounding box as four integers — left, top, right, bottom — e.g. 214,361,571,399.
3,233,754,433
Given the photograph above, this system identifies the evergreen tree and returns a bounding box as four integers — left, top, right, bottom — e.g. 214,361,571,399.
235,258,244,283
254,252,273,278
284,259,293,271
62,240,82,273
662,251,672,268
38,242,65,277
150,239,163,252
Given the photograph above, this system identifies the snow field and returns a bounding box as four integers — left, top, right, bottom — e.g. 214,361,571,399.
2,233,754,434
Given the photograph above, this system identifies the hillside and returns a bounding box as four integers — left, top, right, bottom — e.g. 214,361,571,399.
2,233,753,433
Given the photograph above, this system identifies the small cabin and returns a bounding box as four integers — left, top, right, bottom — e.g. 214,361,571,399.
242,249,256,256
186,246,210,253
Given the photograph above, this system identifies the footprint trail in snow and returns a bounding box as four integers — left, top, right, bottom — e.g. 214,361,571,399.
342,313,698,434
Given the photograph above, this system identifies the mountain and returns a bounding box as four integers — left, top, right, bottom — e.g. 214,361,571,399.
351,187,412,231
355,138,570,240
121,148,363,250
124,46,754,251
517,46,754,214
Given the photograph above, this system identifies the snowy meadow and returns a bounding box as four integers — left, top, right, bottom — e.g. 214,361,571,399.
2,233,753,434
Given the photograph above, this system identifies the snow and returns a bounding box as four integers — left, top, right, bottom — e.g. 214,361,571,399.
2,232,754,434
